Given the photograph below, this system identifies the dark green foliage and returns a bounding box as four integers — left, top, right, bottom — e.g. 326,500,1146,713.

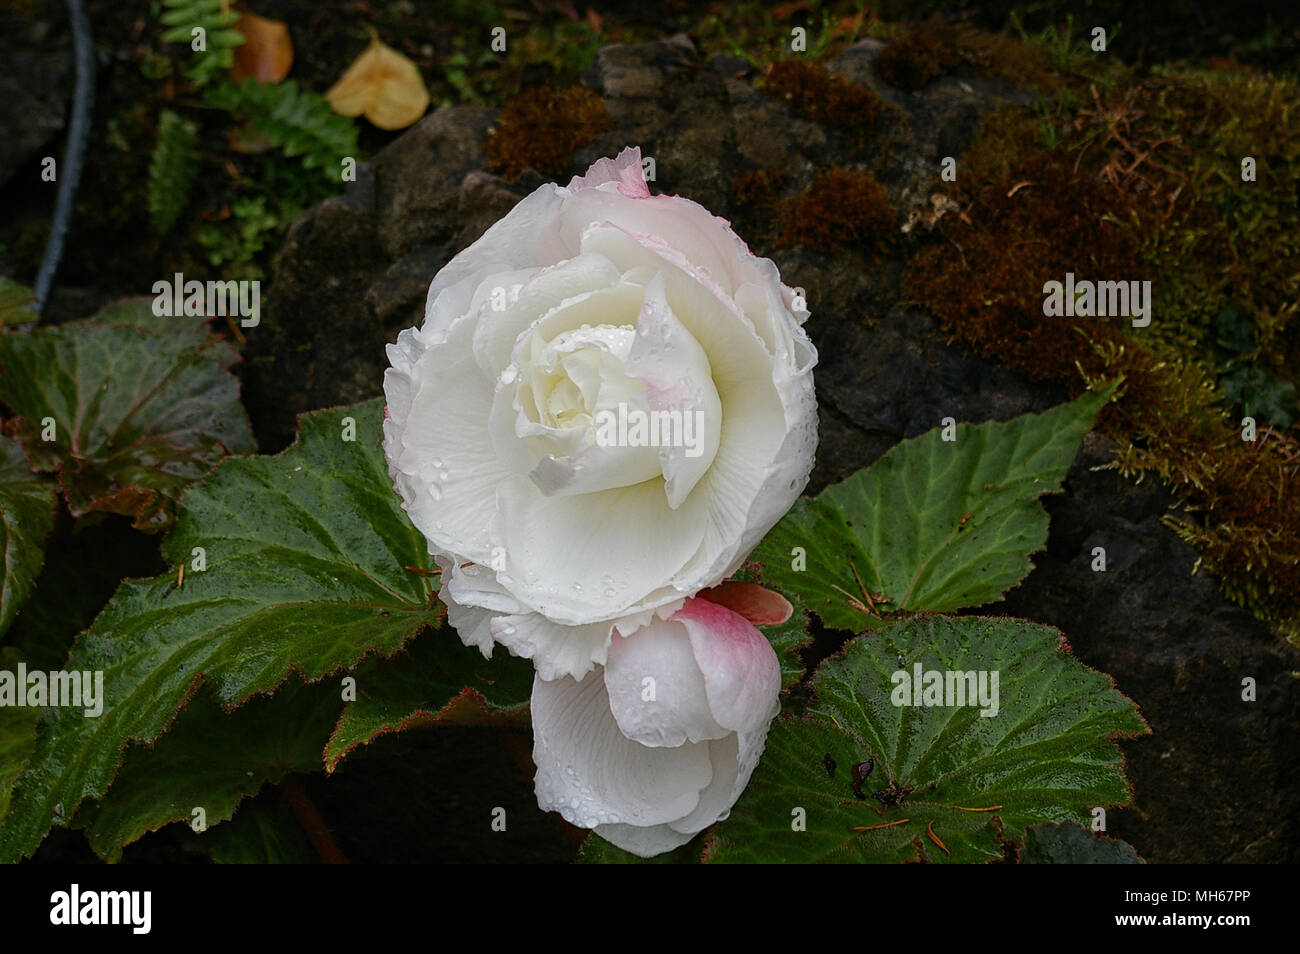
205,80,359,180
147,109,199,235
158,0,245,87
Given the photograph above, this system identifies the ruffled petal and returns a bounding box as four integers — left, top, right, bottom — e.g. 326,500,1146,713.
603,617,728,748
531,672,713,829
496,473,708,625
490,612,613,682
383,312,513,564
591,821,696,857
675,597,781,733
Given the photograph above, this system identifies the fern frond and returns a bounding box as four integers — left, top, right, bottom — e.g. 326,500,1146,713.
147,109,200,235
206,80,359,180
158,0,244,87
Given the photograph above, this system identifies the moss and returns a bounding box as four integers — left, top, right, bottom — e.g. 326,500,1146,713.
483,85,611,180
902,67,1300,642
760,59,882,146
731,168,786,207
874,16,962,92
778,168,895,254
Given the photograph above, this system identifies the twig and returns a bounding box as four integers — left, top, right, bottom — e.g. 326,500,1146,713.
281,777,349,864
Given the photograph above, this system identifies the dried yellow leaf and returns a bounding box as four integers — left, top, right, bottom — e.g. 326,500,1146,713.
325,33,429,131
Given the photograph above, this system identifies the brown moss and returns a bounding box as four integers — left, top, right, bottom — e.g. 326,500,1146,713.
731,169,786,207
777,168,895,254
483,86,611,181
903,103,1300,641
874,16,962,92
760,60,881,145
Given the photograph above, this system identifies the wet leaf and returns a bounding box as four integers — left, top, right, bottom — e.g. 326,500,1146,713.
750,388,1112,632
0,299,254,531
704,615,1148,863
0,399,439,861
0,434,56,636
324,622,533,772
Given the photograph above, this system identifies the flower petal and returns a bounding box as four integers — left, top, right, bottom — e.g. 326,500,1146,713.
421,186,574,341
698,581,793,626
490,612,613,682
383,313,513,564
623,271,722,509
496,473,708,625
531,672,712,829
592,821,696,857
565,145,650,199
603,617,729,748
675,597,781,733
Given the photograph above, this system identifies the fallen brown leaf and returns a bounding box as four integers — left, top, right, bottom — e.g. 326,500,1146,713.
229,10,293,84
326,31,429,131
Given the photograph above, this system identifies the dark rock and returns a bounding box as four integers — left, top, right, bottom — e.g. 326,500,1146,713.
997,433,1300,862
0,0,73,190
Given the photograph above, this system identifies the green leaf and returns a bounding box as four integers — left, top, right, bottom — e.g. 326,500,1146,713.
158,0,243,87
74,678,341,861
704,615,1148,863
0,701,37,825
0,398,440,862
0,279,38,326
148,109,200,235
181,792,317,864
1020,820,1143,864
578,831,702,864
205,80,359,180
324,622,533,771
0,434,56,635
0,299,255,531
751,389,1111,632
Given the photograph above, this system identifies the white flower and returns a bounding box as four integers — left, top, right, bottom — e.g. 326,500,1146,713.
383,146,817,681
531,597,781,857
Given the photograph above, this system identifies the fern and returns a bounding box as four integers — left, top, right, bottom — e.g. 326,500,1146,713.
205,80,359,181
158,0,244,87
147,109,200,236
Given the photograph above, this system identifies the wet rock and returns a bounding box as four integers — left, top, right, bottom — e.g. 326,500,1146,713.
998,434,1300,863
0,0,73,190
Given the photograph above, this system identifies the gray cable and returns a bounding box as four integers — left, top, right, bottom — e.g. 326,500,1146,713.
33,0,95,316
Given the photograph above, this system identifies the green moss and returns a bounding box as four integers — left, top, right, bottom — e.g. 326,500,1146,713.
483,86,612,180
901,64,1300,642
778,168,894,254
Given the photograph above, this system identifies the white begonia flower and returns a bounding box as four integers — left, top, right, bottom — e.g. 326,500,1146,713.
383,146,817,681
531,597,781,857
